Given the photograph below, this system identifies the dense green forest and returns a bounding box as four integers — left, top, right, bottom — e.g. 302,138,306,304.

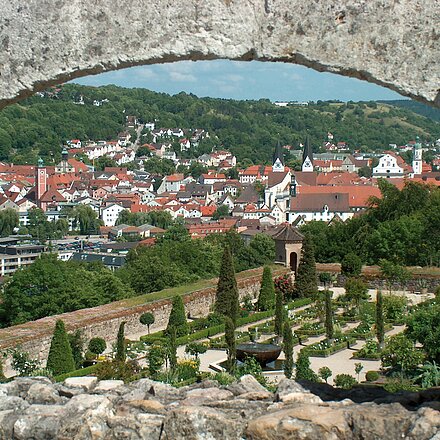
381,100,440,122
0,84,439,165
301,180,440,267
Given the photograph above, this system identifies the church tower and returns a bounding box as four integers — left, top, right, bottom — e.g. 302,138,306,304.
301,135,314,172
36,157,47,207
412,136,422,175
272,140,284,172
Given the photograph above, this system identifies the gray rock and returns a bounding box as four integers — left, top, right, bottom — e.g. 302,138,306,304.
107,413,165,440
128,378,181,402
14,405,67,440
4,377,52,398
0,410,20,439
276,378,307,398
163,406,244,440
93,380,124,393
26,382,62,405
0,395,30,411
227,375,268,396
64,376,98,391
1,0,440,109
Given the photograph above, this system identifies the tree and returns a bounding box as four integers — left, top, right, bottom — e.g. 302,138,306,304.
0,208,19,237
88,337,107,357
167,326,178,371
379,259,411,294
212,205,230,220
274,289,284,338
225,316,236,373
72,205,101,235
166,295,189,337
68,330,84,369
140,312,155,334
257,266,276,311
294,233,317,298
185,342,207,359
318,366,332,383
46,320,76,376
376,290,385,350
341,253,362,277
324,290,334,343
354,362,364,382
283,322,294,379
215,245,239,324
406,303,440,363
115,321,127,362
148,343,165,378
381,334,424,373
345,278,369,314
295,349,318,382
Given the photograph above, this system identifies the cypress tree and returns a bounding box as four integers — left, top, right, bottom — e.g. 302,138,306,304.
46,320,75,376
294,233,317,298
295,349,318,382
257,266,276,311
324,290,334,343
283,322,294,378
215,245,239,324
224,316,236,373
167,326,178,371
274,289,284,338
115,321,126,362
376,290,385,350
166,295,189,337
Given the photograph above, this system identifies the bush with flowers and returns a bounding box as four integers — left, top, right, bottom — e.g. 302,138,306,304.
274,274,294,299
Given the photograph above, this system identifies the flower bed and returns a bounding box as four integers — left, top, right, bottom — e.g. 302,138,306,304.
351,339,381,360
296,322,326,336
305,337,356,357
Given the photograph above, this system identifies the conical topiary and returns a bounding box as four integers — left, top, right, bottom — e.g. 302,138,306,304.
294,233,317,298
215,245,239,324
46,320,76,376
257,266,276,311
166,295,189,337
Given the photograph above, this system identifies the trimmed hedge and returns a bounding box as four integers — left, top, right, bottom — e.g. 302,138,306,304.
54,364,98,382
305,338,356,357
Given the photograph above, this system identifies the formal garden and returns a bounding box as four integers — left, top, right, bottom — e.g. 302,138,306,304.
2,232,440,393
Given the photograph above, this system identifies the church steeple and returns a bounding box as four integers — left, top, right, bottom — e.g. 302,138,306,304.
272,140,284,172
412,135,422,175
301,135,314,172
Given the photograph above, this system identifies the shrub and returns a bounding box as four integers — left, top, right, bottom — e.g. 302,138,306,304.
318,366,332,383
257,266,276,311
88,338,107,356
381,334,424,372
46,320,76,376
10,349,41,376
211,372,235,386
365,370,380,382
148,343,165,377
115,322,127,362
295,349,318,382
166,296,189,337
334,373,356,389
341,253,362,277
95,360,141,382
185,342,207,359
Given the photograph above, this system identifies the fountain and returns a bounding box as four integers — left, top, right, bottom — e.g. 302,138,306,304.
236,342,282,367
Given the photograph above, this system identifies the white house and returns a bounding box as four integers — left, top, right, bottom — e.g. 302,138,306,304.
101,203,125,226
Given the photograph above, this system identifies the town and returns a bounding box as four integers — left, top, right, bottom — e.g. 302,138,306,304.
0,101,438,275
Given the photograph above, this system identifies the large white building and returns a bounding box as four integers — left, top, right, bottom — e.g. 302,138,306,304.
372,152,410,178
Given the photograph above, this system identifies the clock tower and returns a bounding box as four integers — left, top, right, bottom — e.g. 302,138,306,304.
36,158,47,207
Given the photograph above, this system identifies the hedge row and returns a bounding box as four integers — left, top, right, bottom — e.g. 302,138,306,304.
54,364,98,382
305,338,356,357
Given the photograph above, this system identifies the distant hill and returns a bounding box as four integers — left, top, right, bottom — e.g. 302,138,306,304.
380,99,440,122
0,84,438,165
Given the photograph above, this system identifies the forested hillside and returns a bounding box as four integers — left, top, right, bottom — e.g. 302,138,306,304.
0,83,439,165
381,99,440,122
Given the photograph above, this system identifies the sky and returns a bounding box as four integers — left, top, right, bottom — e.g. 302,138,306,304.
73,60,405,102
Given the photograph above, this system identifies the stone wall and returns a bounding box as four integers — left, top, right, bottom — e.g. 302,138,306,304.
1,0,439,108
0,266,288,371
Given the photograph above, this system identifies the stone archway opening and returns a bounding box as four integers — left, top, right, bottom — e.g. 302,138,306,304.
1,0,439,109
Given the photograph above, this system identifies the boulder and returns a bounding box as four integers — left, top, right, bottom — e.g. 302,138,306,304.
163,406,244,440
93,380,124,393
26,383,62,405
63,376,98,391
0,395,30,412
107,413,165,440
227,375,268,395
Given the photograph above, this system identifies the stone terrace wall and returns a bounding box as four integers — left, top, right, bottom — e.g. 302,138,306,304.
0,266,288,369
